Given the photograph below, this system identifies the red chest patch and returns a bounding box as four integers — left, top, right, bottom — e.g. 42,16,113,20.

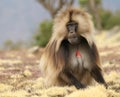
75,50,82,58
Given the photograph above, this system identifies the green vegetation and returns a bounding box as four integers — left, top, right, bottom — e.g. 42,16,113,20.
104,11,120,29
4,40,24,50
34,20,53,47
79,0,120,30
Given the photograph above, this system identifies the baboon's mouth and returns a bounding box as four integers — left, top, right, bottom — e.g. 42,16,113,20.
71,37,78,40
68,37,80,45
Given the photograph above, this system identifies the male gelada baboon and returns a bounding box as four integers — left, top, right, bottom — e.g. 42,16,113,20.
39,7,108,89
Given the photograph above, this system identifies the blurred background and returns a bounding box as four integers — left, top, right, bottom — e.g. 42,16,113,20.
0,1,120,96
0,0,120,50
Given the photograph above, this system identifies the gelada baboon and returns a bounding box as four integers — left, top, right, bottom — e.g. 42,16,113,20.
39,7,107,89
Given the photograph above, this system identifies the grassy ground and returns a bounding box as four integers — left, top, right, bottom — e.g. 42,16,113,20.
0,32,120,97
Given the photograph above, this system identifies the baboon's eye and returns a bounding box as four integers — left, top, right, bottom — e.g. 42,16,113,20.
66,21,78,32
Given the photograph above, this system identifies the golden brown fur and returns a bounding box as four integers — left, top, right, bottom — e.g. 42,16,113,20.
39,7,106,88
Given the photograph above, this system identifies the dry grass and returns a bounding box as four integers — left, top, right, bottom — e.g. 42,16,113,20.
0,32,120,97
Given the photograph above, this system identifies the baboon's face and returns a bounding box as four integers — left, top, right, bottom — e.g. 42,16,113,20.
65,9,91,45
66,20,81,45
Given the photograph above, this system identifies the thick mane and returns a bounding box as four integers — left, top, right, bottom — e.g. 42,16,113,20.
53,7,95,47
40,7,95,74
39,7,99,87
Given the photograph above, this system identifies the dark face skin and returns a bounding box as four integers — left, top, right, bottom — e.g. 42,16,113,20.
66,21,81,45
